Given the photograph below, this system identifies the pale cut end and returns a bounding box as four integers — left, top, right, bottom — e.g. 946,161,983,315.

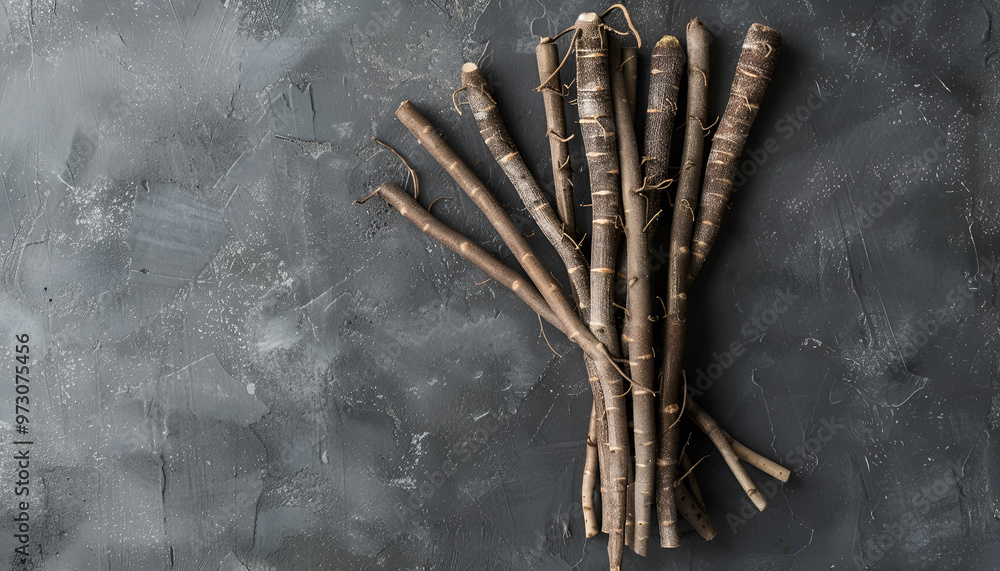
461,62,479,73
750,22,779,35
577,12,598,23
656,35,681,49
746,22,783,52
750,489,768,511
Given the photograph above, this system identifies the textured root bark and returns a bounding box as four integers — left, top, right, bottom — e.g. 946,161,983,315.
609,36,656,558
687,23,782,284
535,39,578,237
641,35,685,239
658,18,711,549
461,63,592,320
574,12,628,570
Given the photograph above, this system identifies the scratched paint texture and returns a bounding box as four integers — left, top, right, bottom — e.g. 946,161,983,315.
0,0,997,569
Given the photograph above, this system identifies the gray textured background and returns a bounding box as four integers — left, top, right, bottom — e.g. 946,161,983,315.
0,0,998,569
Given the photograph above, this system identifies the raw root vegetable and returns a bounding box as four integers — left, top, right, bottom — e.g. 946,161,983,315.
657,17,711,548
535,38,578,238
688,23,782,284
609,36,656,557
460,63,592,323
582,400,602,536
719,426,792,482
363,14,793,571
573,12,629,569
641,35,684,238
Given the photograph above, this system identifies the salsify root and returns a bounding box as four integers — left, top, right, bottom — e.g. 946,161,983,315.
609,36,657,557
658,17,711,549
641,35,685,239
573,13,630,569
460,63,592,324
535,38,578,238
687,23,782,284
719,426,791,482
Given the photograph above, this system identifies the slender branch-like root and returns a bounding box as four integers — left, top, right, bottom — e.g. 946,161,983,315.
370,181,560,328
536,40,578,238
609,36,656,558
684,398,768,511
641,35,684,239
688,23,782,284
657,19,710,549
461,63,592,319
674,453,708,487
574,13,628,570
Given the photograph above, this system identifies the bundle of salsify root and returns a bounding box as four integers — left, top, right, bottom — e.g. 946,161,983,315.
359,6,788,570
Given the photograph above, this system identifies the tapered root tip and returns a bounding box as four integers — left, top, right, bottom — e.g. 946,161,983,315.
461,62,479,73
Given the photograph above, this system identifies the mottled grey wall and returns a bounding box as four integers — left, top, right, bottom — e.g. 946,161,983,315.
0,0,997,570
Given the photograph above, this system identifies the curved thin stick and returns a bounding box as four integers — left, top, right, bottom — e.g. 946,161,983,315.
600,3,642,47
373,138,420,199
